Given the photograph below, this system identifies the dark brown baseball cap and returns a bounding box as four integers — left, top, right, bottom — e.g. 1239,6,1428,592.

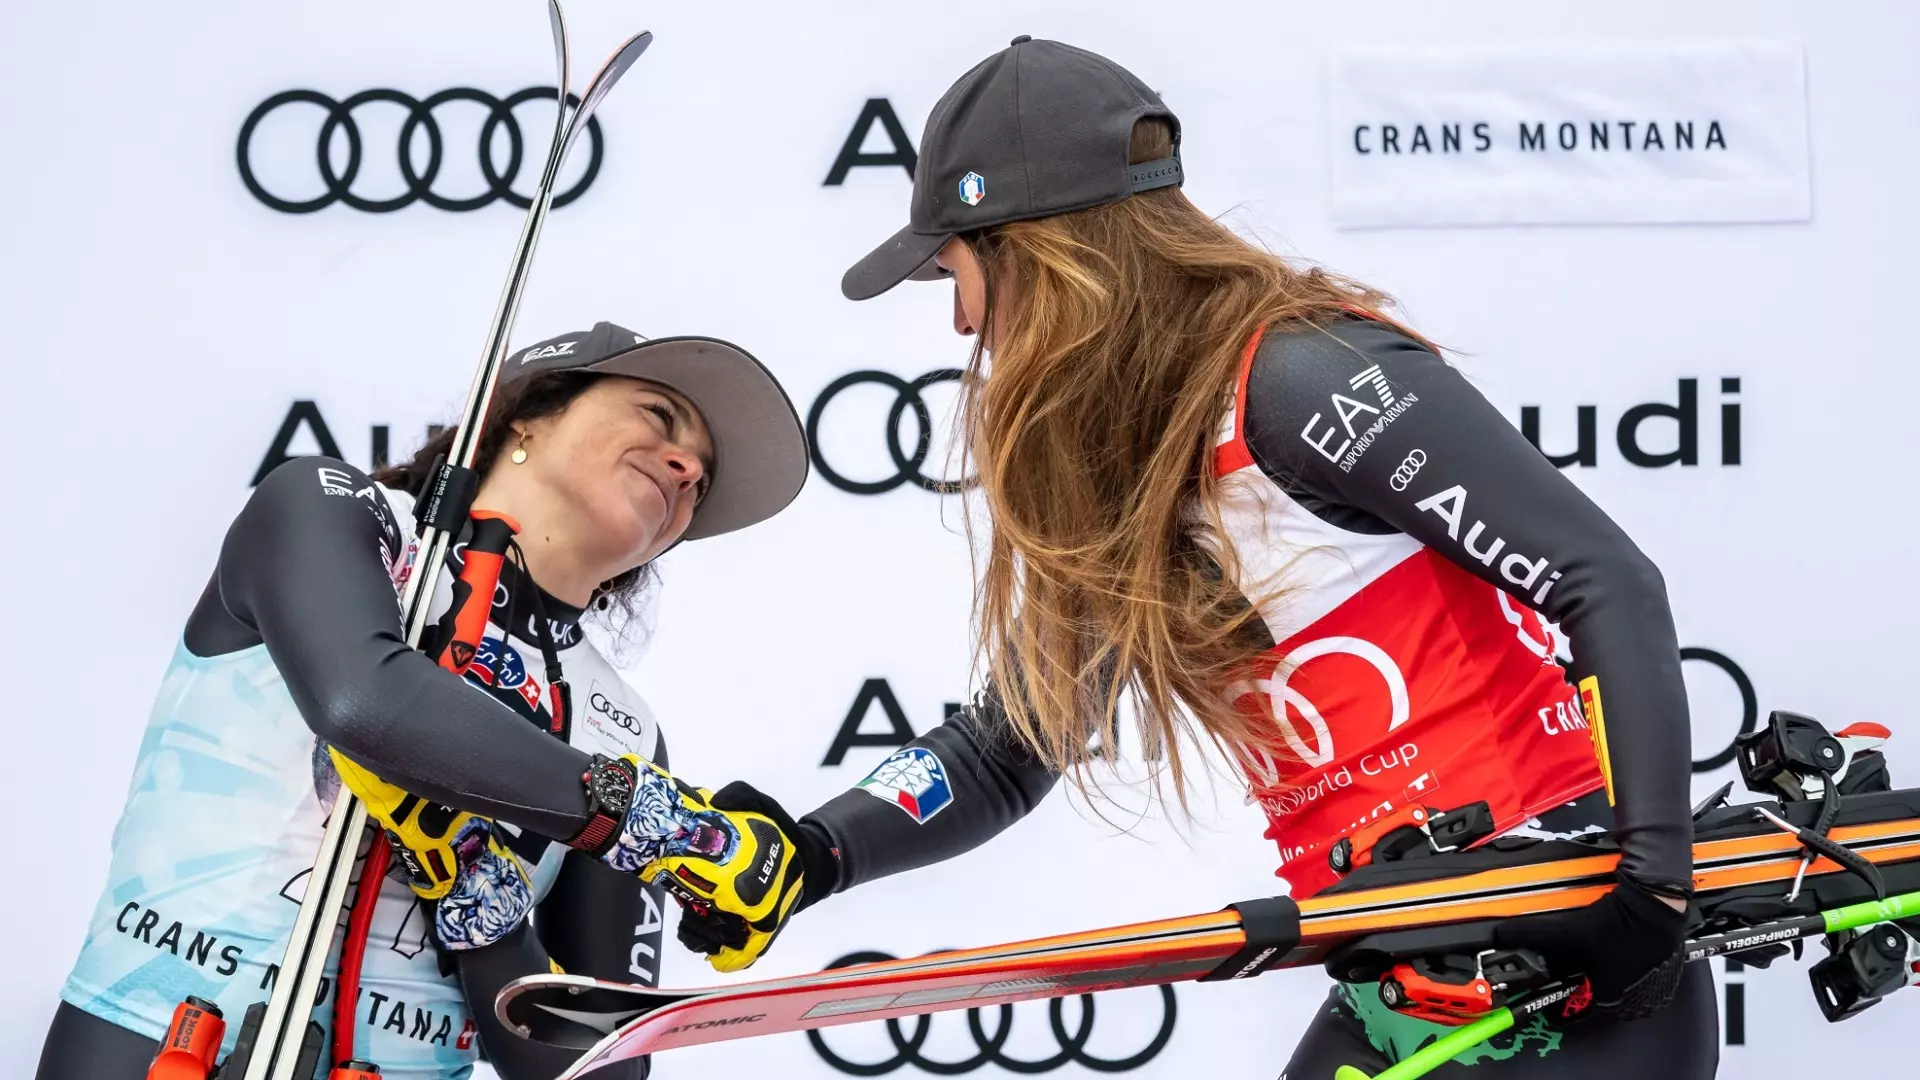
505,322,806,541
841,35,1183,302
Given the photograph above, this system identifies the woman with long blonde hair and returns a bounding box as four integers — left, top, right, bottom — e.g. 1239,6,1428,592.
652,36,1714,1077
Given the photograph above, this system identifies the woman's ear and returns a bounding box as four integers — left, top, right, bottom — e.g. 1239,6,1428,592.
511,413,558,444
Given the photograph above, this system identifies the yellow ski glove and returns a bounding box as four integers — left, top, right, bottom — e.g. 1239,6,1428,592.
594,756,807,972
328,749,533,949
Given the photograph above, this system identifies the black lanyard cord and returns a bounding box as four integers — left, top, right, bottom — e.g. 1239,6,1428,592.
503,537,572,736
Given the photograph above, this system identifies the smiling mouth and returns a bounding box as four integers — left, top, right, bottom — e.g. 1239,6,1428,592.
630,462,672,509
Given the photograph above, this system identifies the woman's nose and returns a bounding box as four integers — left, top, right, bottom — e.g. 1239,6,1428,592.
952,282,976,336
662,447,704,491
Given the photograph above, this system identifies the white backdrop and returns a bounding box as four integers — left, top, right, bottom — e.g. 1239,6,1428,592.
3,1,1917,1078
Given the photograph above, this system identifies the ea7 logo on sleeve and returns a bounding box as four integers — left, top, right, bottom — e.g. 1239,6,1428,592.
1299,364,1421,472
316,466,358,497
856,747,954,823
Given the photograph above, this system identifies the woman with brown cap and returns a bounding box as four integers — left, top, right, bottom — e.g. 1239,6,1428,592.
654,35,1715,1079
43,325,809,1079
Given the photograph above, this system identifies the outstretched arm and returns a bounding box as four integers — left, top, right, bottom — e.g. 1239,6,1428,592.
663,684,1061,973
800,684,1061,897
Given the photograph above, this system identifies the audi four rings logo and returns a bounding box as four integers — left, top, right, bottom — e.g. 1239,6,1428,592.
1389,448,1427,491
237,88,604,213
807,370,976,495
808,951,1176,1074
589,692,646,736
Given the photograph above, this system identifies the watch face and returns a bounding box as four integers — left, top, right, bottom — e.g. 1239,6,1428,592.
594,763,634,810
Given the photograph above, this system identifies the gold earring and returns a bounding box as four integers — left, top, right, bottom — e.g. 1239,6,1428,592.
510,433,528,465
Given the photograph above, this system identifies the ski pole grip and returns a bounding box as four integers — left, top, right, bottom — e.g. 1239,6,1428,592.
436,511,520,675
147,996,225,1080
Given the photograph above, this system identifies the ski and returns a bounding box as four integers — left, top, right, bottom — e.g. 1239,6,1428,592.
238,7,654,1078
497,787,1920,1076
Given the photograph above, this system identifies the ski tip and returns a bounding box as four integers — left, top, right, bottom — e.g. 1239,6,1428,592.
613,30,654,66
1334,1067,1375,1080
546,0,570,100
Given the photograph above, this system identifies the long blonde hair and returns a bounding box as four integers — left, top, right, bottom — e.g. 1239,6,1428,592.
961,118,1406,808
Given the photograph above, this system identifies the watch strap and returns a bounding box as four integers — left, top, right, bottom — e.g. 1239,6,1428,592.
569,813,620,857
569,755,636,858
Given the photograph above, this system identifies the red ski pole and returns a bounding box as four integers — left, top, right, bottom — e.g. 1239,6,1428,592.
328,831,388,1074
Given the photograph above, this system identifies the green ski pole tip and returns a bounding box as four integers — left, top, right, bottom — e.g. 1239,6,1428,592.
1823,890,1920,933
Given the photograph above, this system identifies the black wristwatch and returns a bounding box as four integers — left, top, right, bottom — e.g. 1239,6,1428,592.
569,754,637,858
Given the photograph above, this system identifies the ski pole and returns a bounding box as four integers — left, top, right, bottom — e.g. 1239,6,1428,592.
1336,889,1920,1080
1333,1008,1516,1080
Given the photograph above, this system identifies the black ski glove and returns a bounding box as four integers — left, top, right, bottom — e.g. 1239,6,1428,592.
1492,872,1689,1018
672,782,840,961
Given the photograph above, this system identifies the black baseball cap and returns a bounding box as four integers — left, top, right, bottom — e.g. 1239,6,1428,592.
504,321,806,541
841,35,1183,301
